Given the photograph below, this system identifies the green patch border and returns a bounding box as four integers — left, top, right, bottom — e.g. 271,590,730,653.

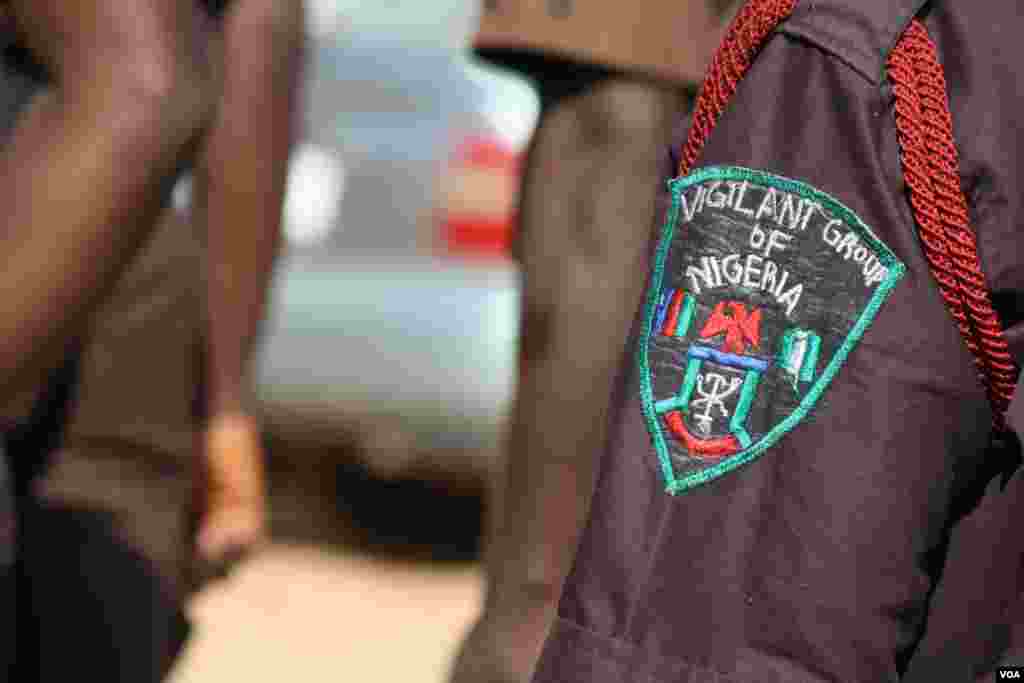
637,166,906,495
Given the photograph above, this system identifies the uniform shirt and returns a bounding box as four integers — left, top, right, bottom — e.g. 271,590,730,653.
533,1,1024,681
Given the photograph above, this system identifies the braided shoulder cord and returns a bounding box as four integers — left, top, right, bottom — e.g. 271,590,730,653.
888,20,1018,429
678,3,1018,429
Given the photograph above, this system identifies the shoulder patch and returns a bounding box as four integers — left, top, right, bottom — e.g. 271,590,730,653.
638,166,905,494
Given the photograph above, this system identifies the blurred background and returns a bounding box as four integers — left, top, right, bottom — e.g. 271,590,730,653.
170,1,538,680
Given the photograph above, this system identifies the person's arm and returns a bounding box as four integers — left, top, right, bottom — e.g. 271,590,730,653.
0,0,211,406
191,0,304,561
451,80,685,682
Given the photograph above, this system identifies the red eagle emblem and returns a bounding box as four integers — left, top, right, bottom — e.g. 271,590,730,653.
699,302,762,354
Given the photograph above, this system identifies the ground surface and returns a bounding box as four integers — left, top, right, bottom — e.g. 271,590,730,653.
169,544,482,683
169,438,488,683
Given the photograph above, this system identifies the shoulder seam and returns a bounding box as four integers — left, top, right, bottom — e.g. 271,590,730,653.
778,0,931,86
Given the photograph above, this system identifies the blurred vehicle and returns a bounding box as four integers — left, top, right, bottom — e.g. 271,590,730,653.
253,10,537,483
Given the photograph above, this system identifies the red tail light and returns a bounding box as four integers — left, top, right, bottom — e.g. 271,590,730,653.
438,136,522,259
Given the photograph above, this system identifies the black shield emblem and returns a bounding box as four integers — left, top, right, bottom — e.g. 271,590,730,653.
638,166,906,494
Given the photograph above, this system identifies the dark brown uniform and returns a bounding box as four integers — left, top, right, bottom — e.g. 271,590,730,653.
532,1,1024,681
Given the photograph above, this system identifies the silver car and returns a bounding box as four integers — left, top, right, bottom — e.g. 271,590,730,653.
255,10,537,482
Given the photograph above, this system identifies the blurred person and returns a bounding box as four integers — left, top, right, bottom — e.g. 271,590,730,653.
0,2,212,679
0,0,304,680
453,0,1024,681
38,0,305,598
449,2,727,681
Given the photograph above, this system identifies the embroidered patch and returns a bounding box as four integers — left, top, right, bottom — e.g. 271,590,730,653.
639,166,905,494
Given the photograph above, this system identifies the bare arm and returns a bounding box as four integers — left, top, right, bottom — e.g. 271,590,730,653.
192,0,304,560
196,0,303,418
0,0,210,406
451,81,684,682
